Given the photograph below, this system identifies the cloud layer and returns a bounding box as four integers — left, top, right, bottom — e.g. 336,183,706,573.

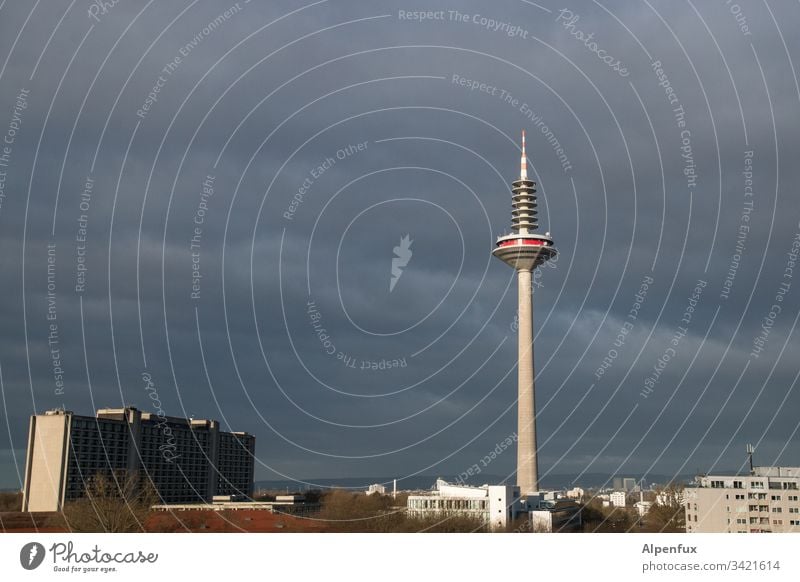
1,0,799,489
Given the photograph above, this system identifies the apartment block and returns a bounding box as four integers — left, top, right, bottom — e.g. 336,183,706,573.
22,407,255,511
684,467,800,533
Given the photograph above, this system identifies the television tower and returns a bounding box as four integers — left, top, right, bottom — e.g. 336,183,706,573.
492,130,556,494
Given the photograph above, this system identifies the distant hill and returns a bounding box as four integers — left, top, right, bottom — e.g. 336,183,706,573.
254,472,696,493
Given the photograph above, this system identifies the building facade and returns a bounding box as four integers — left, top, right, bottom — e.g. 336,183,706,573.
566,486,585,500
407,479,580,531
407,479,524,529
656,489,685,506
529,501,582,532
613,477,638,492
22,407,255,511
634,501,653,517
610,491,627,508
365,483,386,495
684,467,800,533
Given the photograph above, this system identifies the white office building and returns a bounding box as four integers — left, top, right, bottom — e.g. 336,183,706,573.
684,467,800,533
407,479,523,529
407,479,581,531
566,487,585,499
655,489,685,506
529,501,582,532
365,483,386,495
634,501,653,517
610,491,627,508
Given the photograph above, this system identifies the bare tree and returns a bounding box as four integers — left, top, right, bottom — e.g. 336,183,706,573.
61,471,158,533
317,490,486,532
580,499,635,532
0,491,22,512
643,485,686,532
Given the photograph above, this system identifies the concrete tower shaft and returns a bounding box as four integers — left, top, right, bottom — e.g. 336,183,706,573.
516,267,537,493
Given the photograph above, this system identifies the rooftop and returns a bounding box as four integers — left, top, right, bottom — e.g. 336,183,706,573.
42,407,252,436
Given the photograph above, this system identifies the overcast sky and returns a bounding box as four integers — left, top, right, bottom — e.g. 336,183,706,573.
1,0,799,490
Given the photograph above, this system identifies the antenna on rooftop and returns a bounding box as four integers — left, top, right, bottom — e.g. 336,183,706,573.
746,444,755,475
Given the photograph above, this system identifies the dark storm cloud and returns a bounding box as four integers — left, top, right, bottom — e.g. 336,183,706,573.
1,0,799,489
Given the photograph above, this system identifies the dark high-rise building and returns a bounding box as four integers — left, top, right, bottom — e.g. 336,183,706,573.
22,407,255,511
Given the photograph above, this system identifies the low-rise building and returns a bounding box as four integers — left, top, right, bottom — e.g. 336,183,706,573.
152,495,319,516
634,501,653,517
529,500,582,532
365,483,386,495
566,486,585,499
407,479,581,531
656,489,685,506
684,467,800,533
407,479,522,529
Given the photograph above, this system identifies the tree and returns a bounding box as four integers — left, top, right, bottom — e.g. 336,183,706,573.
316,490,486,532
409,512,487,533
508,515,551,533
303,489,323,504
580,499,635,532
643,485,686,532
317,490,396,531
0,491,22,512
61,471,158,533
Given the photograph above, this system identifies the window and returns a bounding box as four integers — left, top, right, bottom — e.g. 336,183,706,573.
733,481,743,489
751,481,764,489
789,508,799,514
735,494,745,500
773,520,783,525
772,507,782,513
711,480,724,488
772,495,782,501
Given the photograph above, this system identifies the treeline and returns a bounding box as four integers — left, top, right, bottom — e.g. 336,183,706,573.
0,491,22,512
316,490,486,532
